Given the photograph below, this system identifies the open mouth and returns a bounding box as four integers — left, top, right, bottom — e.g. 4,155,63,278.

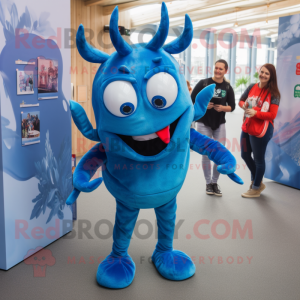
116,116,180,156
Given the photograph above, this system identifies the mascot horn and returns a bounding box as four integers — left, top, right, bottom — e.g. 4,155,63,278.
67,2,243,289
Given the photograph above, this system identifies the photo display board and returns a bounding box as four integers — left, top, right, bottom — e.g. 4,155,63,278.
0,0,72,270
265,14,300,189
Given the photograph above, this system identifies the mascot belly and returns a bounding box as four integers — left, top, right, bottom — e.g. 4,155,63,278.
67,2,243,289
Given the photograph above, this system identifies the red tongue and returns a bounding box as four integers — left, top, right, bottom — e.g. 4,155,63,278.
156,126,170,144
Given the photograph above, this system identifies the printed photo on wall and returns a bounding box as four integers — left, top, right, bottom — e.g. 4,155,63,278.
38,58,58,93
21,111,41,146
17,70,34,95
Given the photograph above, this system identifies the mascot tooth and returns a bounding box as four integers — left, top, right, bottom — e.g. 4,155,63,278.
67,2,243,289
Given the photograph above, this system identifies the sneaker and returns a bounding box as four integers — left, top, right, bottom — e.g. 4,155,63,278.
250,181,266,192
241,188,261,198
259,182,266,192
211,183,222,197
206,183,214,195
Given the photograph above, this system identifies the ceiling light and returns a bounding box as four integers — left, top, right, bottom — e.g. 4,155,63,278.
234,8,239,28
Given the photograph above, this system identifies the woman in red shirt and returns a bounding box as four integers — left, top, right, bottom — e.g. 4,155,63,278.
239,64,280,198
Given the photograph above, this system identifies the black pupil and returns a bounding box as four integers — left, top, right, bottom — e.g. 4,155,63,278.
123,105,131,113
154,99,163,107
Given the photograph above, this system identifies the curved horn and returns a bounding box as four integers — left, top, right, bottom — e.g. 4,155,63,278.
110,6,132,56
70,100,100,142
76,24,110,63
146,2,169,51
163,14,193,54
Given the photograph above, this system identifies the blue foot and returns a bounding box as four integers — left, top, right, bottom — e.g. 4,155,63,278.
152,249,196,281
96,253,135,289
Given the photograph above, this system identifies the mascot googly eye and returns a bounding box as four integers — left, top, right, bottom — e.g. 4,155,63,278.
146,73,178,109
104,81,137,117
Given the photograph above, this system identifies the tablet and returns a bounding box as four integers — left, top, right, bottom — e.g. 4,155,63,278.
211,98,222,105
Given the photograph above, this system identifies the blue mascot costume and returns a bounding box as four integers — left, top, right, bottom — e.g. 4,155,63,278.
67,3,243,289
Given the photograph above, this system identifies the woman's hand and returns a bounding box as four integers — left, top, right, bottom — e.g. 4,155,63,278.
207,102,214,109
241,103,248,110
245,108,257,117
214,105,224,112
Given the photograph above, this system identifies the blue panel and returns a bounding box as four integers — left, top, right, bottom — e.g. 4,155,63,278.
269,42,275,64
0,33,73,270
265,14,300,189
0,102,6,270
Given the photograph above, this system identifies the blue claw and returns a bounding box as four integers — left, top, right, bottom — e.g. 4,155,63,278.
72,143,106,193
227,173,244,185
66,188,80,205
193,84,215,121
217,163,236,175
74,177,103,193
70,100,100,142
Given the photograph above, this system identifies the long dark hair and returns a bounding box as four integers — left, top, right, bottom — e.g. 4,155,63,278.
260,64,281,100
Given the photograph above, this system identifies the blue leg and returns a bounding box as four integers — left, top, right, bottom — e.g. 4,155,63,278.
96,201,140,289
152,198,195,280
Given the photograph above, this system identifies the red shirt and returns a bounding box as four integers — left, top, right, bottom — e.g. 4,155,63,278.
239,83,279,126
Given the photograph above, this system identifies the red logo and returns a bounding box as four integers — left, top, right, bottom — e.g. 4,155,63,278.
296,63,300,75
24,247,56,277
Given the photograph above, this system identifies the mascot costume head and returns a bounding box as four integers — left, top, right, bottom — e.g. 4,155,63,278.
67,2,243,289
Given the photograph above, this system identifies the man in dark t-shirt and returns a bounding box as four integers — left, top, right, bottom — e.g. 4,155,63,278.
191,59,235,196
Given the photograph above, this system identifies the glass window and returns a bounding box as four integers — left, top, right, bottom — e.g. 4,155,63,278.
234,40,250,100
216,42,230,80
256,43,268,68
130,32,153,44
190,37,206,88
235,41,249,81
216,46,229,61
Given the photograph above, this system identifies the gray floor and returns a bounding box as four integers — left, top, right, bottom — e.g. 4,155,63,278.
1,111,300,300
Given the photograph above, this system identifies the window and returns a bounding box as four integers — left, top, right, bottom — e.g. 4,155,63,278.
235,41,249,81
256,43,268,69
216,34,230,80
234,41,250,99
130,32,153,45
216,46,229,61
190,37,206,88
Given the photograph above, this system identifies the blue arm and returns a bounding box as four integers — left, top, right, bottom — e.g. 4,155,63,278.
66,143,107,205
70,100,100,142
190,128,243,184
193,84,215,122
